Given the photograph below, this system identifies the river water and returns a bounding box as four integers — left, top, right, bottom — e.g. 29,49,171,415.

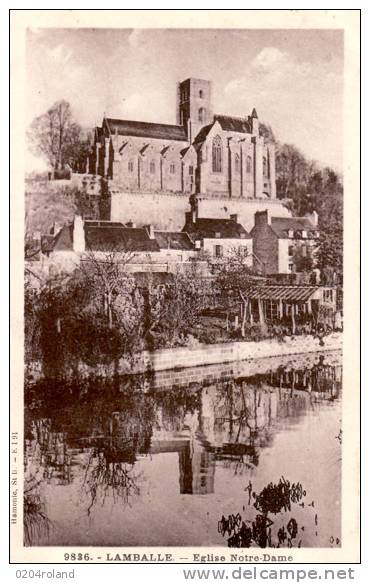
24,350,342,548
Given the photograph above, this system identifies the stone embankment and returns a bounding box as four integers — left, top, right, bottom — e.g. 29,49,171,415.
122,332,342,376
26,333,342,384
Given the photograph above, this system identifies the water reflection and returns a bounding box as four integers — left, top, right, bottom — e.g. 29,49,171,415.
219,477,307,548
24,351,342,547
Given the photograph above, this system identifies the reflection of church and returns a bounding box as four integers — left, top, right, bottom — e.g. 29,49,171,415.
25,359,342,494
150,406,216,495
179,444,215,495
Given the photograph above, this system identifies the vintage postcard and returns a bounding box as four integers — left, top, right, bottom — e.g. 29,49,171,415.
10,10,360,564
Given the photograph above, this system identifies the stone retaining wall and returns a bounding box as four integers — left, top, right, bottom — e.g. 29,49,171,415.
121,332,342,375
26,333,342,383
141,349,342,390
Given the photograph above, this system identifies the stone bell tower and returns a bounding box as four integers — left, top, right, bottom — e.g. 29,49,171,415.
177,78,213,143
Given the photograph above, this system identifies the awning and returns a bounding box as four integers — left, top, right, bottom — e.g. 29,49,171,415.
245,286,318,302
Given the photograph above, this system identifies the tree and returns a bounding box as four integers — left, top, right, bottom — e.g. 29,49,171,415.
79,247,137,330
259,123,276,144
24,245,145,377
24,269,79,377
275,143,311,201
142,267,206,348
316,213,343,283
271,131,343,282
28,100,86,172
211,248,262,338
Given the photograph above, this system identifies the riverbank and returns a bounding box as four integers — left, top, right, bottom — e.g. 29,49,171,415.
135,348,342,390
122,332,342,375
26,332,342,382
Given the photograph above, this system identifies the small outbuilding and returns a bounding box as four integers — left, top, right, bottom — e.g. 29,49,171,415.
244,284,338,332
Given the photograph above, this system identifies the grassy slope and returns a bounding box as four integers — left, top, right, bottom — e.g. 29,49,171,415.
25,179,78,234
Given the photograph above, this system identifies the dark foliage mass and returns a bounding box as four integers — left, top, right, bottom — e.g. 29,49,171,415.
24,259,207,379
219,476,307,548
260,124,343,280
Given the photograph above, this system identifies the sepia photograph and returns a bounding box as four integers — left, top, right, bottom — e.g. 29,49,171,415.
10,10,360,564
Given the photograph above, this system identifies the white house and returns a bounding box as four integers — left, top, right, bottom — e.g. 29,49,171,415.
182,211,253,265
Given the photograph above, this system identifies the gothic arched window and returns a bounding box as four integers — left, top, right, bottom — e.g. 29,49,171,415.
235,153,240,173
199,90,203,98
246,155,252,174
212,136,222,173
198,107,206,122
263,156,268,178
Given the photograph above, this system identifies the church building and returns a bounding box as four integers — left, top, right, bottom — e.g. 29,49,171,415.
90,78,276,200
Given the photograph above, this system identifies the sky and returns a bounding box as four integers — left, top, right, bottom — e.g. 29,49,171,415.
26,27,343,172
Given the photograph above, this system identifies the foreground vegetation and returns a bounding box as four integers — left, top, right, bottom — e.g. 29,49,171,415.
25,246,339,380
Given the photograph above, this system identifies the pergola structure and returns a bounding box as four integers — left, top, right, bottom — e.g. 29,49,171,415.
244,285,336,332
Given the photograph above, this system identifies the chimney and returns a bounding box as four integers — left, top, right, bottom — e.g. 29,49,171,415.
309,210,318,226
145,224,155,239
230,213,238,223
185,210,197,225
73,215,85,253
254,209,271,226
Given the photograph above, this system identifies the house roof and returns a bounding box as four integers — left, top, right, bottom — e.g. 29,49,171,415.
84,224,160,253
25,241,41,262
104,117,187,142
183,218,251,239
41,234,55,254
245,285,319,302
270,217,317,238
214,115,252,134
52,224,74,251
155,231,195,251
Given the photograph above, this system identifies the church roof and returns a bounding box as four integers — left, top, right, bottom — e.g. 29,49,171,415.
214,115,252,134
105,118,187,142
161,145,171,156
180,145,196,158
193,124,213,144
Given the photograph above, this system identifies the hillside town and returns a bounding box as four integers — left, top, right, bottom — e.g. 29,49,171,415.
20,22,347,554
25,78,342,375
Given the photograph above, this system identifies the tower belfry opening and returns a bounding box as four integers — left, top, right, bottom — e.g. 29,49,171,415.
177,78,213,143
